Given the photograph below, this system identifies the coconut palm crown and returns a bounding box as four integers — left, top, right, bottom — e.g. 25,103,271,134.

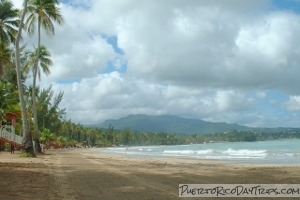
0,0,19,44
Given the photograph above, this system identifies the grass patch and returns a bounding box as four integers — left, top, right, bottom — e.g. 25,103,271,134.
19,152,36,158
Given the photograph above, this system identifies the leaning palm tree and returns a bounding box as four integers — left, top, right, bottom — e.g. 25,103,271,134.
15,0,34,155
24,0,63,150
0,0,19,77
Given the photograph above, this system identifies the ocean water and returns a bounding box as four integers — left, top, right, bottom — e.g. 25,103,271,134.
99,139,300,165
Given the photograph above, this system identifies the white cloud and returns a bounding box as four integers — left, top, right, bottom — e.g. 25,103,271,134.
256,92,267,99
50,35,116,80
10,0,300,127
51,72,256,124
214,91,255,112
284,96,300,111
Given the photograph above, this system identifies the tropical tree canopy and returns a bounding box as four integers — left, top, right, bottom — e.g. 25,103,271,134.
0,0,19,44
0,81,19,119
39,128,55,145
0,1,18,78
0,43,13,78
25,0,64,37
24,45,52,80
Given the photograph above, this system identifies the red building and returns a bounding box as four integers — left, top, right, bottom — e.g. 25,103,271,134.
0,112,22,149
3,112,17,127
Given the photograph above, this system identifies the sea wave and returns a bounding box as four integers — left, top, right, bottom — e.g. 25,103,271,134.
163,150,195,155
221,148,267,158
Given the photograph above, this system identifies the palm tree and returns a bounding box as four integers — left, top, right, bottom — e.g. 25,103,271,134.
39,128,55,146
24,0,63,148
0,0,19,42
15,0,34,155
0,0,19,77
39,87,52,130
24,45,51,147
56,135,67,148
36,85,65,134
27,45,52,78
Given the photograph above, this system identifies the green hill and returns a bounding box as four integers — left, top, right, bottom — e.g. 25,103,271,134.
99,114,251,134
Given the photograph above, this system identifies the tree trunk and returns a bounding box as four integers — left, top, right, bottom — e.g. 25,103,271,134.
32,12,41,154
32,61,39,153
15,0,34,155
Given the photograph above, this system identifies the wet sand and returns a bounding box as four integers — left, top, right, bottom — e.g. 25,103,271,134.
1,148,300,200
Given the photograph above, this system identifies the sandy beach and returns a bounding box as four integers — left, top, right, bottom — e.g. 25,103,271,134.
1,148,300,200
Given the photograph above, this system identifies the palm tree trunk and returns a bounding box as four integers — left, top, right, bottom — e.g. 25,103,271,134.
32,16,41,153
32,66,40,152
15,0,34,155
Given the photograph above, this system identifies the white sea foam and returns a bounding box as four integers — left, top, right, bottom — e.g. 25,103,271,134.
222,148,267,158
200,155,266,159
196,149,214,155
100,139,300,164
163,150,195,155
285,153,294,157
137,148,153,152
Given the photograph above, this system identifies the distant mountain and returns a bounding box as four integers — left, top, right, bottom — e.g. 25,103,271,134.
98,114,251,134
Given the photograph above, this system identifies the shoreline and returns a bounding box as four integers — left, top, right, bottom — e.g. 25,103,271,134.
90,147,300,167
1,149,300,199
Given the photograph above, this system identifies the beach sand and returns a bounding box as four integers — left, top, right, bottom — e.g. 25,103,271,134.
1,148,300,200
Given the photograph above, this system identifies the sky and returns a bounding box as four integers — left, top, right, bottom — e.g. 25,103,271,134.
11,0,300,127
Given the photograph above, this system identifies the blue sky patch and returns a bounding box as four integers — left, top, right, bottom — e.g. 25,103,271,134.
272,0,300,13
101,34,124,55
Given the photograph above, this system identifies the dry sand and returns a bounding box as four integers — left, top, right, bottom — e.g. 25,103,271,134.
1,148,300,200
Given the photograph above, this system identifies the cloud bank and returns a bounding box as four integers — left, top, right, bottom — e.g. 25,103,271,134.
12,0,300,127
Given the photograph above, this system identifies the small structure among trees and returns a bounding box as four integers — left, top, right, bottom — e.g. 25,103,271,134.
0,112,22,149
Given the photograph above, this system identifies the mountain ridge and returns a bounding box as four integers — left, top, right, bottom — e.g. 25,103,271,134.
98,114,252,134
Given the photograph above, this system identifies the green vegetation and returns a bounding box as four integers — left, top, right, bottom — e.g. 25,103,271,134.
77,128,300,147
0,0,64,155
25,0,63,153
19,151,36,157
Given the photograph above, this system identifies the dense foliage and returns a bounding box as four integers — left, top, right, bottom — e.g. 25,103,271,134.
79,128,300,147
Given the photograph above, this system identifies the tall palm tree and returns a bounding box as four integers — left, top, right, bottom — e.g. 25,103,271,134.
24,45,52,136
15,0,34,155
0,0,19,77
24,0,63,151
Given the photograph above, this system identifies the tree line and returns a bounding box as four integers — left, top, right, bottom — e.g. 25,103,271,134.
52,126,300,148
